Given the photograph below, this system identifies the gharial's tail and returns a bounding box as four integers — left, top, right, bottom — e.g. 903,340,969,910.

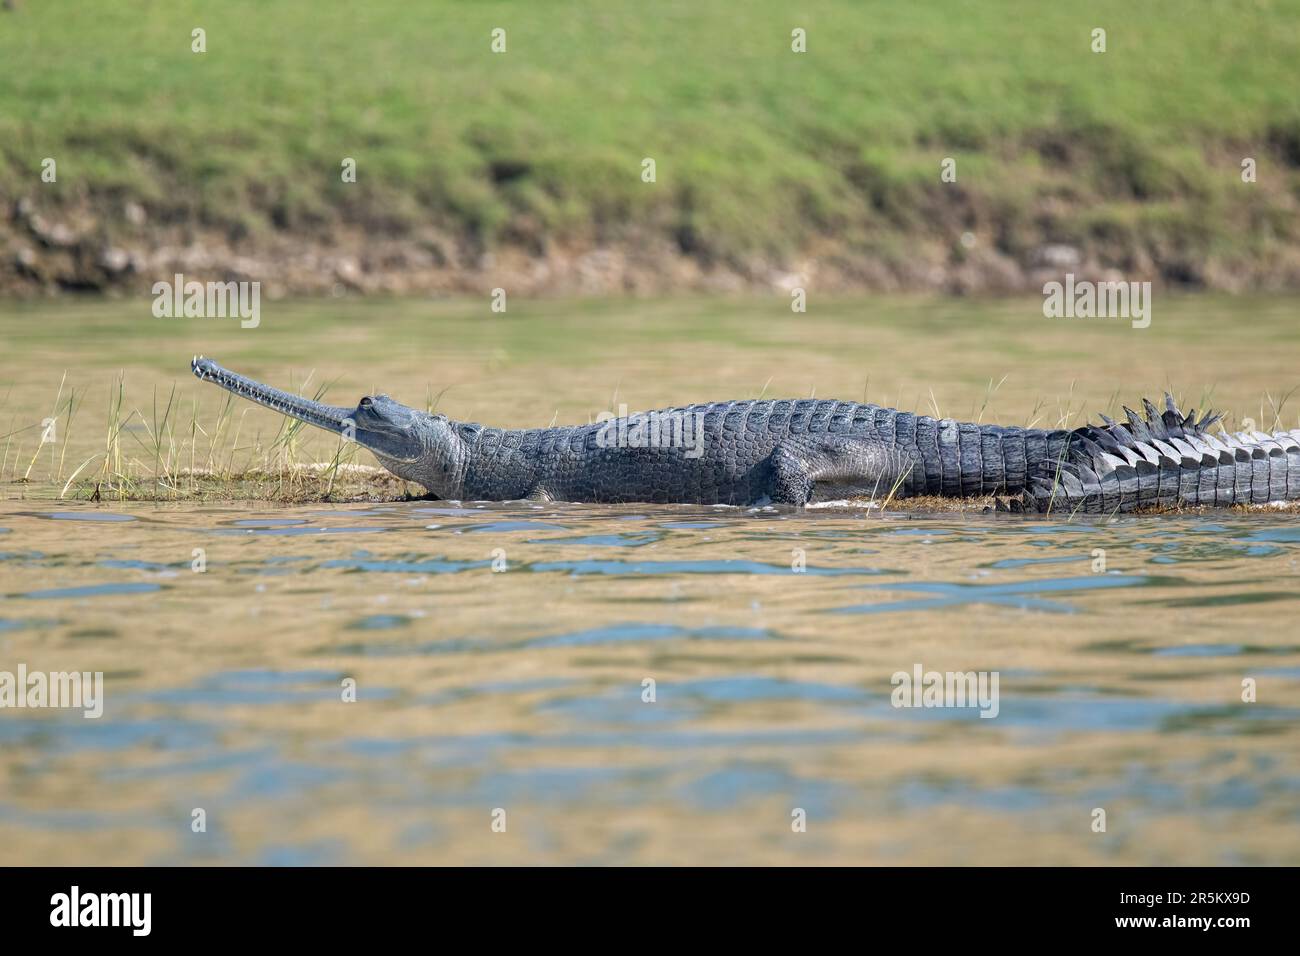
1024,394,1300,514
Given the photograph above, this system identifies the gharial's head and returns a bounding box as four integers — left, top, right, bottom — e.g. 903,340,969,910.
191,357,462,492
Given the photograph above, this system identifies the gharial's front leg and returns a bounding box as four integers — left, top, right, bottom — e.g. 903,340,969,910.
765,436,917,506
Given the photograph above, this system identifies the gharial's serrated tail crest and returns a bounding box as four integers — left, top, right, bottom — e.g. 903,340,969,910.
1026,394,1300,513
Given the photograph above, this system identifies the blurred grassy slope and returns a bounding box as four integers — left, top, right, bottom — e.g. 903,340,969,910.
1,0,1298,281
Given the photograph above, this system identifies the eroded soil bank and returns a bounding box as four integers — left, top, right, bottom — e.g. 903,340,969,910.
6,160,1300,301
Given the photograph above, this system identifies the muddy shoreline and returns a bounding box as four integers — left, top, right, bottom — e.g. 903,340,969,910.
7,464,1300,516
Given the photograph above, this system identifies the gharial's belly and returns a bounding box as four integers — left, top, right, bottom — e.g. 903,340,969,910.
552,453,772,505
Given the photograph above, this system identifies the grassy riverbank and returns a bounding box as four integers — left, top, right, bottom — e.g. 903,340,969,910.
2,1,1299,294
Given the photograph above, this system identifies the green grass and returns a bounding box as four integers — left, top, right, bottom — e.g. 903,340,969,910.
2,1,1299,273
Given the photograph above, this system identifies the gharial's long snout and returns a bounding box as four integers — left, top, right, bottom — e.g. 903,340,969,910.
191,356,353,434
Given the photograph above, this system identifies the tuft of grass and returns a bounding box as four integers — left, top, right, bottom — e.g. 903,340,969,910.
972,375,1008,425
100,373,128,495
0,367,391,501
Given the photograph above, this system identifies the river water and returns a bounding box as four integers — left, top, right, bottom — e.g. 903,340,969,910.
2,499,1298,864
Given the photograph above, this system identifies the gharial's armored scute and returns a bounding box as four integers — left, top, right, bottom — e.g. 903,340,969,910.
192,357,1300,513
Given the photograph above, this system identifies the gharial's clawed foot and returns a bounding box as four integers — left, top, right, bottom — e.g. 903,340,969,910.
768,445,815,506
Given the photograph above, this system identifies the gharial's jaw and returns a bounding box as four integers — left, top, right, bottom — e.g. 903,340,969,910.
192,356,353,434
192,356,449,484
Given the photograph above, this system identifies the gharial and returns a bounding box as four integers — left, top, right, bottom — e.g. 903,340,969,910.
192,357,1300,514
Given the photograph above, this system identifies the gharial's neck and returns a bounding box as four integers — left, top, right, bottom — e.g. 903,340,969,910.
384,417,473,499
